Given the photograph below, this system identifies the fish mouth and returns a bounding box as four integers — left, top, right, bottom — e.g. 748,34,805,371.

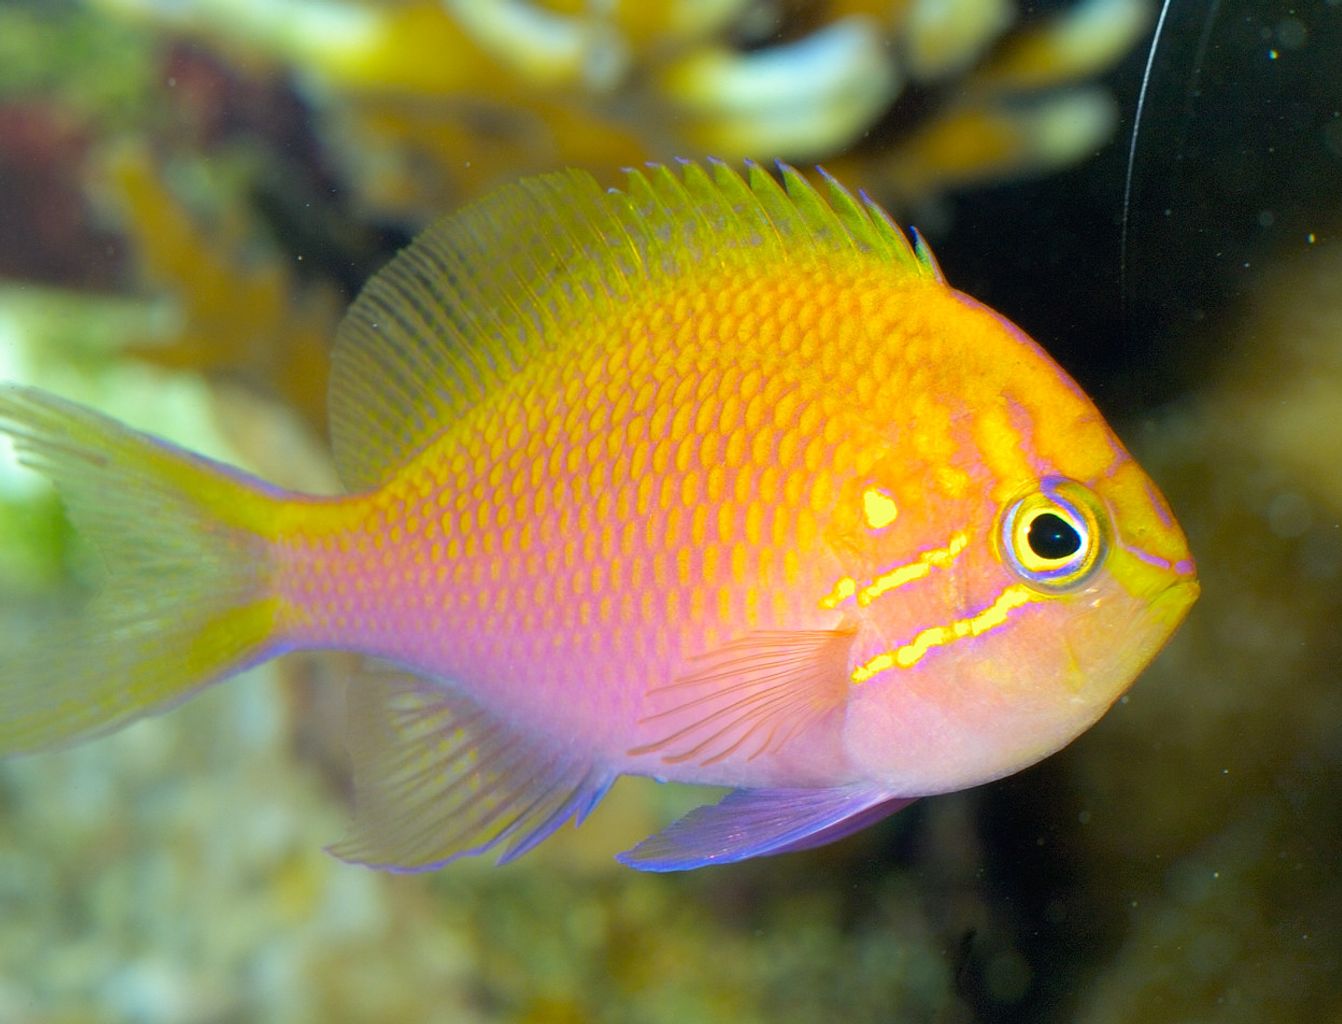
1152,576,1200,627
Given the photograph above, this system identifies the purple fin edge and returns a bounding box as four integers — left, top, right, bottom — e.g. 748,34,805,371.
616,784,912,872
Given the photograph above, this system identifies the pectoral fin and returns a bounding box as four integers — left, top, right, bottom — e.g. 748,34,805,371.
629,627,856,767
616,784,913,872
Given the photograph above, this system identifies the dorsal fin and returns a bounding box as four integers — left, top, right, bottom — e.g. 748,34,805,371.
328,159,940,490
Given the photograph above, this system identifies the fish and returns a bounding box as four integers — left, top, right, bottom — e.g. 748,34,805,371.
0,160,1198,872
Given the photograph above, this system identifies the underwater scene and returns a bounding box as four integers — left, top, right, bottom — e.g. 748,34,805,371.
0,0,1338,1021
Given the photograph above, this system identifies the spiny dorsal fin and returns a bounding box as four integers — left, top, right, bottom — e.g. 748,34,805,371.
329,160,940,490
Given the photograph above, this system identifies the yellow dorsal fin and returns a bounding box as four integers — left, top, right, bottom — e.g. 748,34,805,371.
329,159,940,490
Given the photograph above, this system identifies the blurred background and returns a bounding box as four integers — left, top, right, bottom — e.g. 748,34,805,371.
0,0,1339,1021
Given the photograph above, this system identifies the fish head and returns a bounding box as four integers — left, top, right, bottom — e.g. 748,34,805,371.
838,300,1198,795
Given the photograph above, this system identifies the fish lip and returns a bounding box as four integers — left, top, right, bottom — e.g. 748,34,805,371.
1153,575,1200,620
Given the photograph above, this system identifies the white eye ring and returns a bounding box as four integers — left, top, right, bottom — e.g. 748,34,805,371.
998,478,1107,593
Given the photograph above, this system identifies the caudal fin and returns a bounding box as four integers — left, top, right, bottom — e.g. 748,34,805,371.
0,384,287,753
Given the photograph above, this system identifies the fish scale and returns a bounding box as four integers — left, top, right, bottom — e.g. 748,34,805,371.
0,160,1196,871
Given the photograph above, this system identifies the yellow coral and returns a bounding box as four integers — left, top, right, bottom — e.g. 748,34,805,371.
103,146,341,434
90,0,1153,219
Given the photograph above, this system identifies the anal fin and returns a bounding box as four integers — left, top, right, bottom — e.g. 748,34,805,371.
329,668,612,871
616,784,914,872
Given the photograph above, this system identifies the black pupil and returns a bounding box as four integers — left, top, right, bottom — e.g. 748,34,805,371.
1028,512,1082,560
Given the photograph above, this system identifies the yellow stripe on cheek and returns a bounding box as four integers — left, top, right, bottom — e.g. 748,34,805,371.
850,584,1036,683
818,532,969,611
819,576,856,610
857,531,967,607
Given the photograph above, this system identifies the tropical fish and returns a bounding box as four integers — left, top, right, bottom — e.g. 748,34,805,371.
0,161,1197,871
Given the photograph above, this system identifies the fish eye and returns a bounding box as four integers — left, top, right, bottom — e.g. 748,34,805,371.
1027,512,1080,559
998,479,1108,593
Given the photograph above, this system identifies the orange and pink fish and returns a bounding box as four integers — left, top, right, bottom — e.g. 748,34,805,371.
0,161,1197,871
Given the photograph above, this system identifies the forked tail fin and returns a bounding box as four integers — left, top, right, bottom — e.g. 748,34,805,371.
0,385,289,753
